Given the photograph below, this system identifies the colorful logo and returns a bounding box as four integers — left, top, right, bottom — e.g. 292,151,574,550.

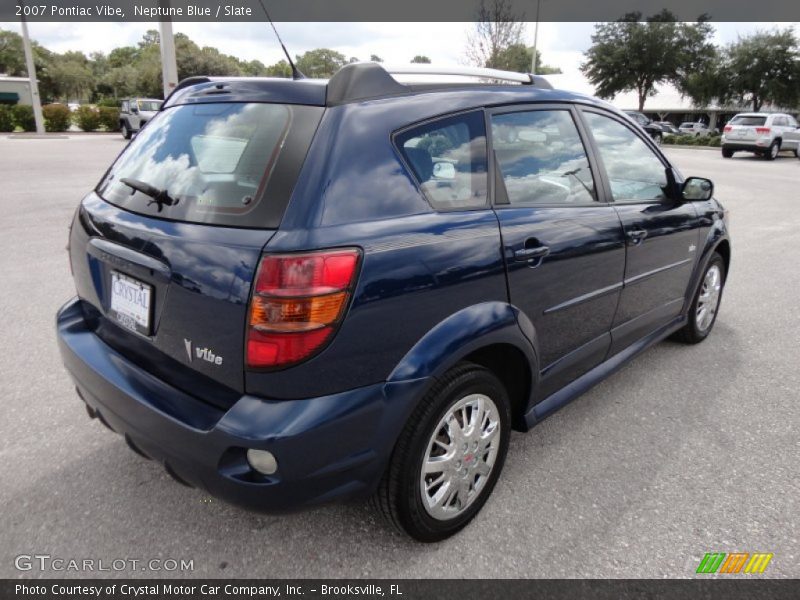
696,552,773,574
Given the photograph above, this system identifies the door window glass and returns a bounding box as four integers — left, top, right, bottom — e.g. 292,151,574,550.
491,109,596,205
584,112,668,202
395,111,488,210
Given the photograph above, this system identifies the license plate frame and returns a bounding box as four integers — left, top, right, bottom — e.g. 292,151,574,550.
109,271,152,336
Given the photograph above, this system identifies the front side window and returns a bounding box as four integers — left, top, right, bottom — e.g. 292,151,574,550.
491,109,596,206
583,112,668,203
395,111,487,210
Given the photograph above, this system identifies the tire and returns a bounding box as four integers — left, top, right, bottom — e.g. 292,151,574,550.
673,253,726,344
121,122,132,140
794,147,799,159
721,147,733,158
652,132,662,146
764,140,779,160
372,362,511,542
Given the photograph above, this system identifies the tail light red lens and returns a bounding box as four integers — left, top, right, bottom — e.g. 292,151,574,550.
755,127,771,135
723,125,732,133
246,249,361,368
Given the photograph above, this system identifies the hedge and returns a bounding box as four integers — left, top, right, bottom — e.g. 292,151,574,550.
12,104,35,131
663,134,721,148
0,105,14,132
74,105,102,132
42,103,71,132
97,106,120,131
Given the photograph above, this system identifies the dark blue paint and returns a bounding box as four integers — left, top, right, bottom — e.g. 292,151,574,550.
57,78,730,511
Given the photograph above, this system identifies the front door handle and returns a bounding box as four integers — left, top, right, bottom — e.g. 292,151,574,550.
626,229,648,245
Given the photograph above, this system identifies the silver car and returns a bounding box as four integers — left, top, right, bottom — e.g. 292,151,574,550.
721,113,800,160
119,98,163,140
679,122,710,137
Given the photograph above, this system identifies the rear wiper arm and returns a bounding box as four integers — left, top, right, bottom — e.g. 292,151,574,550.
120,177,178,212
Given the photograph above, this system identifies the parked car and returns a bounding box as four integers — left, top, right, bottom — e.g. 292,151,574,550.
721,112,800,160
67,102,80,112
655,121,680,135
119,97,163,139
623,110,664,143
57,64,730,542
679,122,710,137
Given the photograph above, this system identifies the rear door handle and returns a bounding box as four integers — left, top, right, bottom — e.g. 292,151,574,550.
513,245,550,262
626,229,648,245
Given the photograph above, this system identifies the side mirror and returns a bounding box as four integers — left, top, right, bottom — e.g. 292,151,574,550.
432,162,456,180
682,177,714,201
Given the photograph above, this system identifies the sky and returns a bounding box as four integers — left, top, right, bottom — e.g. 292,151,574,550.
0,21,797,108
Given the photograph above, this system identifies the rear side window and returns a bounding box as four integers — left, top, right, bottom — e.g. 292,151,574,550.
395,111,488,210
730,116,767,126
98,102,323,228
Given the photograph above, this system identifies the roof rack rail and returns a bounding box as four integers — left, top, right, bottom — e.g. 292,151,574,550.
326,63,552,105
383,64,536,84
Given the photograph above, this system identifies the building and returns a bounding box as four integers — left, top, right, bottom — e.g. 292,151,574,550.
0,76,33,106
544,74,799,130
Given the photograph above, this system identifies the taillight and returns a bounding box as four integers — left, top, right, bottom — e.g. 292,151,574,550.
246,248,361,368
723,125,732,132
755,127,770,135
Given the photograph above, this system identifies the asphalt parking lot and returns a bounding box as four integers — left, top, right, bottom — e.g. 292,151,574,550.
1,136,798,579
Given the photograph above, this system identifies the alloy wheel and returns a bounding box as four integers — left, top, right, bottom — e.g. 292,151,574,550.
696,264,722,332
420,393,501,521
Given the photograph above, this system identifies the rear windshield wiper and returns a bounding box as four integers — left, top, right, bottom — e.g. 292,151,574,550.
120,177,178,212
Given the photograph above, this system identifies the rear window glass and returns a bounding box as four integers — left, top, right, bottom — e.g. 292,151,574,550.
730,116,767,126
97,102,322,228
136,100,162,111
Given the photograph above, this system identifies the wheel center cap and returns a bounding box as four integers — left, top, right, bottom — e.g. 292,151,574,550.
464,453,475,466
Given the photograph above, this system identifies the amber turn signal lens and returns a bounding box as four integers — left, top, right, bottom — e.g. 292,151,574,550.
250,292,348,332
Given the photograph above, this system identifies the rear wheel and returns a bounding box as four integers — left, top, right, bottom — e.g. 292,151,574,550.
721,147,733,158
373,362,511,542
764,140,779,160
121,122,132,140
673,253,725,344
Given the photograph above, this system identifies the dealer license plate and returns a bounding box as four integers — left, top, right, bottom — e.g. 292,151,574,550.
110,271,152,335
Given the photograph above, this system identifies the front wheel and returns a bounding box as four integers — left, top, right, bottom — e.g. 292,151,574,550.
373,363,511,542
673,253,726,344
121,122,132,140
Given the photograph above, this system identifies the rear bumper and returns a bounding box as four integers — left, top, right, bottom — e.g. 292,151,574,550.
56,297,428,512
721,140,768,152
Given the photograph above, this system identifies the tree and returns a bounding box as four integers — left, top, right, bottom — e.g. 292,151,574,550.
265,60,291,78
464,0,559,74
465,0,525,69
0,30,25,75
492,44,561,74
411,55,431,64
713,29,799,111
581,11,715,111
295,48,348,78
370,54,383,63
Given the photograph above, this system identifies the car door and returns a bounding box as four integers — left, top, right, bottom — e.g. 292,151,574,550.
489,105,626,400
777,116,800,151
578,108,704,355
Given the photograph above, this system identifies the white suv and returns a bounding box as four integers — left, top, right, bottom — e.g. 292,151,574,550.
722,112,800,160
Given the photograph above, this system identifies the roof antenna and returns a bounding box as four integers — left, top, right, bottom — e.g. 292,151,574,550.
256,0,305,80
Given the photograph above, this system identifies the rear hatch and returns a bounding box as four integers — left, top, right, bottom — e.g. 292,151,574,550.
724,115,767,142
69,93,323,407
